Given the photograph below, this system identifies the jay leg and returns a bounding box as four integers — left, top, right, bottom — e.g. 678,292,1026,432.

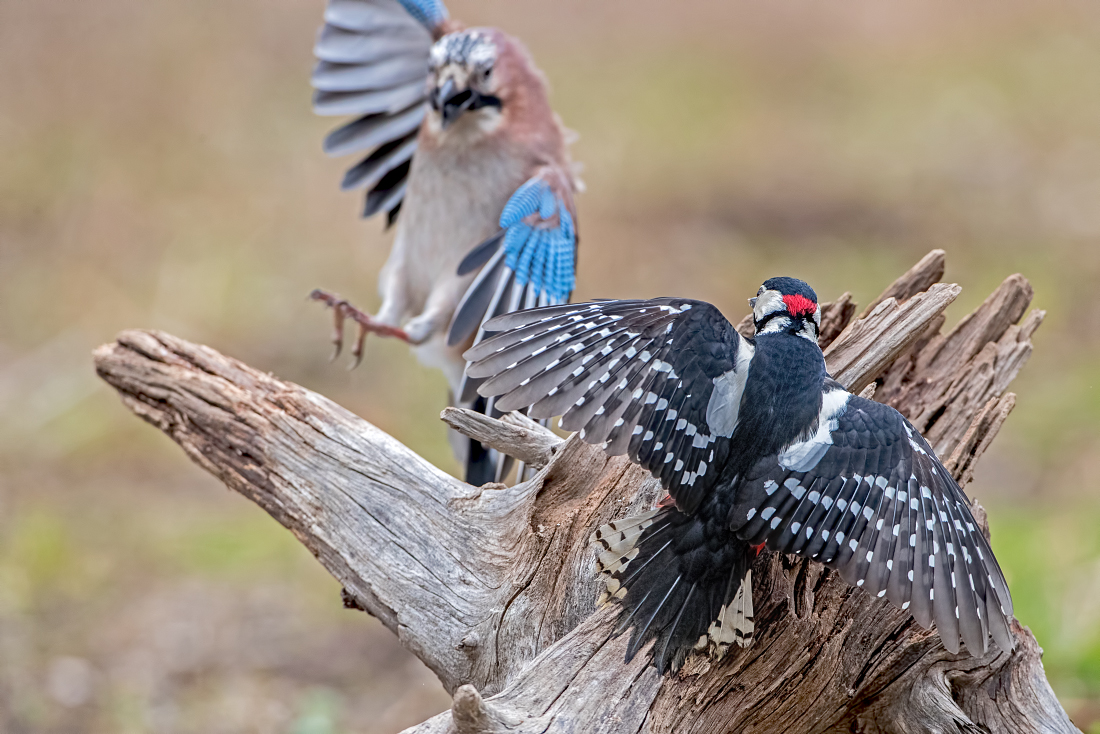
309,289,410,368
402,271,475,347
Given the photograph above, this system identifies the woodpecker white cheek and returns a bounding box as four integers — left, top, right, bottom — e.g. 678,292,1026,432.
752,289,785,322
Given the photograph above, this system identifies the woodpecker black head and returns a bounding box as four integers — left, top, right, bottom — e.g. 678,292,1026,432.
429,30,503,130
750,276,821,341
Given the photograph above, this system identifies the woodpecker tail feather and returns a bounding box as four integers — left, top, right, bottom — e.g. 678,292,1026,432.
697,566,754,658
591,508,756,673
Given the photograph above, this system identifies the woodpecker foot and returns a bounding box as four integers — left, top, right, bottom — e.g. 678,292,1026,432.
309,289,410,369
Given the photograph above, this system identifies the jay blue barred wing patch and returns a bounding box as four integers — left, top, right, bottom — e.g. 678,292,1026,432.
731,388,1014,655
448,166,578,353
448,166,578,482
394,0,448,29
464,298,751,515
498,173,577,304
313,0,447,224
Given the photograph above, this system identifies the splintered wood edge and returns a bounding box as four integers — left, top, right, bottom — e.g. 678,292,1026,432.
858,249,946,319
825,283,962,394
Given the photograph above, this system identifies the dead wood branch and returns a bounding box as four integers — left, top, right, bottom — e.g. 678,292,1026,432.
440,407,562,470
94,252,1071,733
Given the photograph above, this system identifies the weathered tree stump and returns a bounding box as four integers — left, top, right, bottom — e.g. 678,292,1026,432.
93,251,1076,733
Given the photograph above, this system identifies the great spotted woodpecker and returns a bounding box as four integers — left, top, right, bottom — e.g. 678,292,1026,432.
463,277,1014,673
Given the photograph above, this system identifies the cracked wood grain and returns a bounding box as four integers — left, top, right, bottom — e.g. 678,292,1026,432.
94,251,1072,734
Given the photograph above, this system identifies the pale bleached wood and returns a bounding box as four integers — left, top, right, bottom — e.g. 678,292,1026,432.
875,274,1044,456
818,291,857,349
93,329,657,697
945,392,1016,489
823,282,962,395
440,406,562,470
93,252,1073,734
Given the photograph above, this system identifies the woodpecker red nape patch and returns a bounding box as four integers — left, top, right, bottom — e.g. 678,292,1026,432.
783,294,817,318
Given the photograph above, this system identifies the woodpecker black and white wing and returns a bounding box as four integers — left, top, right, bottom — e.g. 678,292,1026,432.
465,298,753,514
731,386,1014,656
313,0,447,224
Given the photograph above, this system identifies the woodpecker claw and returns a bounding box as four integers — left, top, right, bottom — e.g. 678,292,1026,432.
310,288,411,370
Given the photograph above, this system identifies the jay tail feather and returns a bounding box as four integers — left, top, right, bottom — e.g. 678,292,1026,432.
466,278,1014,672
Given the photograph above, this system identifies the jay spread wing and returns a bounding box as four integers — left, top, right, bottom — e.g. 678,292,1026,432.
312,0,448,224
450,166,579,399
731,387,1014,655
464,298,751,514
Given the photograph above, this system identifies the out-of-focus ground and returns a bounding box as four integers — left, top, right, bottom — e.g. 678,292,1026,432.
2,0,1100,730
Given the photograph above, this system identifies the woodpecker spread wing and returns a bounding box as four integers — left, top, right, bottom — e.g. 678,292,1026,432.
731,387,1014,655
465,297,751,514
313,0,447,224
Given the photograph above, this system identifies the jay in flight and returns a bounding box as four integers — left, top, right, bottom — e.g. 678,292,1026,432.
309,0,580,486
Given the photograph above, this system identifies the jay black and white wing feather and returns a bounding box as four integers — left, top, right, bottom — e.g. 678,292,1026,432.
465,298,752,513
730,385,1014,655
313,0,447,224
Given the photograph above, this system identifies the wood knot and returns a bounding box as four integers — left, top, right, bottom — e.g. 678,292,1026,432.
451,685,489,733
451,684,521,733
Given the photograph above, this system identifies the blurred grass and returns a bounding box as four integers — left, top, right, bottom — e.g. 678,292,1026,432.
2,0,1100,730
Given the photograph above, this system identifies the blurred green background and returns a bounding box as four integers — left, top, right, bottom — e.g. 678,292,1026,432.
2,0,1100,731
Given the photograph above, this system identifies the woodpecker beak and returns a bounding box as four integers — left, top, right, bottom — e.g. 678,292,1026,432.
431,79,501,130
748,297,758,310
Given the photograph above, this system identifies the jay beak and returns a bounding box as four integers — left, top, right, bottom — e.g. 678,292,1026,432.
432,78,501,129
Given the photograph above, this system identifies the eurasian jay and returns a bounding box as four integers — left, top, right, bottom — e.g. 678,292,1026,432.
308,0,580,485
